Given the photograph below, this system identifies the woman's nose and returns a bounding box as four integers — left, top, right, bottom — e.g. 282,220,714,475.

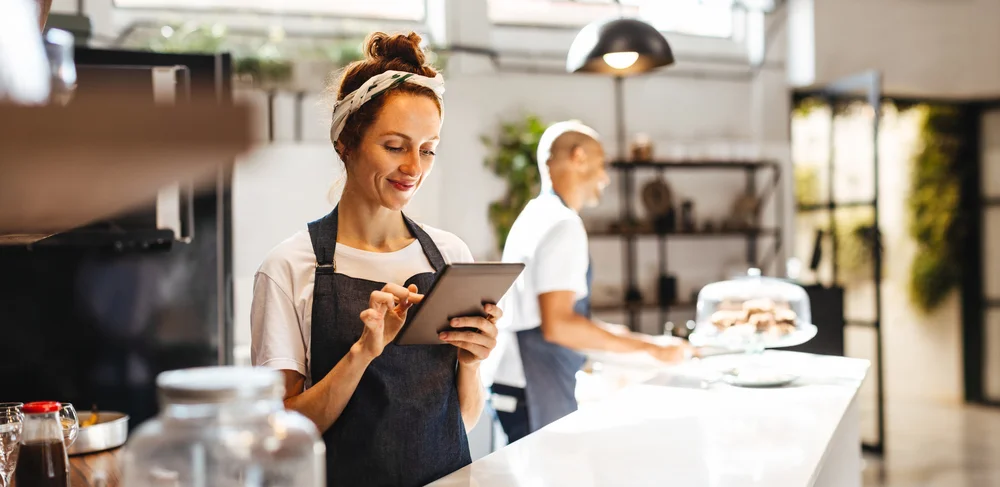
399,153,421,176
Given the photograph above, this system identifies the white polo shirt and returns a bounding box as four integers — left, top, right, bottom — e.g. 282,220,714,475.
487,193,590,388
250,224,474,386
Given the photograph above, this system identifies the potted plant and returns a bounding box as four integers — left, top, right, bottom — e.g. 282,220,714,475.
481,115,547,254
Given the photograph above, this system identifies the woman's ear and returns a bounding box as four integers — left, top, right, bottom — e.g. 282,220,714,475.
334,140,348,161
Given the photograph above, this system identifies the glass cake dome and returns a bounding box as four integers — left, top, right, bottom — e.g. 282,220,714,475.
690,269,815,352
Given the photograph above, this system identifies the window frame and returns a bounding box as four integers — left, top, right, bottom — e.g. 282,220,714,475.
110,0,429,23
487,0,738,40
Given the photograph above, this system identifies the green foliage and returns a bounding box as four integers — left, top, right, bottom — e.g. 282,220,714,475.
833,211,880,280
482,115,548,253
793,96,826,118
908,105,963,312
232,57,294,84
794,164,821,207
122,24,378,87
137,24,227,54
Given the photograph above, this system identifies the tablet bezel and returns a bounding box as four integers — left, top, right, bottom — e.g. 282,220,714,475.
394,263,524,346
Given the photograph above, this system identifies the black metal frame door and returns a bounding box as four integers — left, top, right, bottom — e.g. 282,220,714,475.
964,102,1000,406
817,70,887,454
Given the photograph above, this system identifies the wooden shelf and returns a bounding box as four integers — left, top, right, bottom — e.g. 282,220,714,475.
591,301,696,313
797,200,876,212
610,160,778,170
0,102,253,242
588,228,780,238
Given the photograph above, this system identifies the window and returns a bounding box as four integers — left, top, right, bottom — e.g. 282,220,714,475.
488,0,735,38
113,0,427,22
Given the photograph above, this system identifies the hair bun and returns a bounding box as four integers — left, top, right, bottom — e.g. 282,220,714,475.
364,32,426,69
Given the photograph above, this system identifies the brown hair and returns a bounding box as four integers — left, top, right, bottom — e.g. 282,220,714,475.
331,32,440,155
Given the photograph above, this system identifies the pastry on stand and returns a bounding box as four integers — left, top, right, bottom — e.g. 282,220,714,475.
689,268,817,387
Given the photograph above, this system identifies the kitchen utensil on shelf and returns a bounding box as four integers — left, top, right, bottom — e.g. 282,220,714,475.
0,403,23,487
67,411,128,456
630,133,653,161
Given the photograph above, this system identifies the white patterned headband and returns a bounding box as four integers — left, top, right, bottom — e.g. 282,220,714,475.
331,70,445,143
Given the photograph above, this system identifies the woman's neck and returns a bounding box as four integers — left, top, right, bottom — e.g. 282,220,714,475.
336,183,413,252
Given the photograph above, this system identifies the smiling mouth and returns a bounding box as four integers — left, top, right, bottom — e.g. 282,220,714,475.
388,179,417,191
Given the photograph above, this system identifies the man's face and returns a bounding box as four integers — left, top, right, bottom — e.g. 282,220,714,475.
579,142,609,208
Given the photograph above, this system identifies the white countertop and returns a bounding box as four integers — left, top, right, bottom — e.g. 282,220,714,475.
431,351,870,487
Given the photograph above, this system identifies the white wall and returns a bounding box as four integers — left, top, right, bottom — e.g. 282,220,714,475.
790,0,1000,98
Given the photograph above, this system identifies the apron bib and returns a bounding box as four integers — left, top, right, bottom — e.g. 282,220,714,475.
307,207,471,487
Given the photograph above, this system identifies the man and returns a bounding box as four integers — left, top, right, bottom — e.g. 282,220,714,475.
489,120,691,442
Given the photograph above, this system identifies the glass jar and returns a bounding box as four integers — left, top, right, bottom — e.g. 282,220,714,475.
122,367,325,487
15,401,69,487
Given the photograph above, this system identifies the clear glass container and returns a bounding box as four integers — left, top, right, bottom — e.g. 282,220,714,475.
694,268,812,349
15,401,69,487
122,367,325,487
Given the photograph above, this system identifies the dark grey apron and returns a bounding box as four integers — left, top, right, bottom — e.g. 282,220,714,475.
307,207,470,487
515,193,593,433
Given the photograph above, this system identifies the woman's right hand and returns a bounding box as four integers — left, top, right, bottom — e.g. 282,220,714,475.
356,283,423,359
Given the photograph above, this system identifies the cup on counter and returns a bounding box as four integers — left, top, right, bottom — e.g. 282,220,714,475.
0,403,24,487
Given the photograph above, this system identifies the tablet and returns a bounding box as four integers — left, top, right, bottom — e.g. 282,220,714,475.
394,263,525,346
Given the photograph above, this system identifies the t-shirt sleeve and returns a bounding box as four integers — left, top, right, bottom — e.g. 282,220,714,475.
250,271,308,377
450,239,475,264
532,218,589,297
422,225,475,264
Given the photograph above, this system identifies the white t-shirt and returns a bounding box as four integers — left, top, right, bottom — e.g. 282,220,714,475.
488,193,589,388
250,224,474,385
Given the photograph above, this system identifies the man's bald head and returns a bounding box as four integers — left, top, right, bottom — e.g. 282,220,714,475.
537,120,601,191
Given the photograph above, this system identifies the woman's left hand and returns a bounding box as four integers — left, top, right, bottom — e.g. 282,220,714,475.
439,303,502,367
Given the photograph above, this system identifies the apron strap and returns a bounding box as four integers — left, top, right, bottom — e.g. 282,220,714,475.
403,214,447,272
307,207,339,268
309,207,445,271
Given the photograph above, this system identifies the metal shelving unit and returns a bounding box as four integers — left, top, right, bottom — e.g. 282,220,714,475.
590,159,783,333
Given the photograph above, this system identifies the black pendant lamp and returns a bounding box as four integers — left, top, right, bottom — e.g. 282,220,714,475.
566,17,675,75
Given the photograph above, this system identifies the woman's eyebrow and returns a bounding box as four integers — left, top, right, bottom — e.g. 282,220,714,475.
380,131,440,141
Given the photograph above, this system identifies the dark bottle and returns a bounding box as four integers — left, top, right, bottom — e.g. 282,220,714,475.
14,401,68,487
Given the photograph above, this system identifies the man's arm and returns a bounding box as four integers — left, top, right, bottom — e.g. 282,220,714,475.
537,291,664,354
531,219,689,361
35,0,52,28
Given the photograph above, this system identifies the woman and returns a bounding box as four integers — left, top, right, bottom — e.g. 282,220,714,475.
250,32,500,487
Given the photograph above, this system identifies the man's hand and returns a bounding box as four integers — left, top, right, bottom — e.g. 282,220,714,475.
644,341,693,364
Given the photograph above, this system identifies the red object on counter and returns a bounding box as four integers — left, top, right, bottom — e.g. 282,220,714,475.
22,402,60,414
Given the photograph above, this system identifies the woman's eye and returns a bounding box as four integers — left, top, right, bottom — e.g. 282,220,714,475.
421,149,437,157
384,145,404,153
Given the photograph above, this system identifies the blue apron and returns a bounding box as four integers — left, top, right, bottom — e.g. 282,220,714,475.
514,193,593,433
307,207,471,487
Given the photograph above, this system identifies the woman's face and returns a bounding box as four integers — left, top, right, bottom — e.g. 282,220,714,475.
343,92,442,211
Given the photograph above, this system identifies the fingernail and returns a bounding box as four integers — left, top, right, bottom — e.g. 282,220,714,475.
439,333,448,340
451,319,459,326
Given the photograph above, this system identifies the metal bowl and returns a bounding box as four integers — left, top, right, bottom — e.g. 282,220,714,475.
67,412,129,456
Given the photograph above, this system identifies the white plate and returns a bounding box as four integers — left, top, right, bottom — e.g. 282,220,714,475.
688,323,818,351
697,353,800,388
720,369,799,388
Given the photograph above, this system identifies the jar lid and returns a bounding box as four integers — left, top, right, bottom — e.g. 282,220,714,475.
156,366,284,404
23,401,60,414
